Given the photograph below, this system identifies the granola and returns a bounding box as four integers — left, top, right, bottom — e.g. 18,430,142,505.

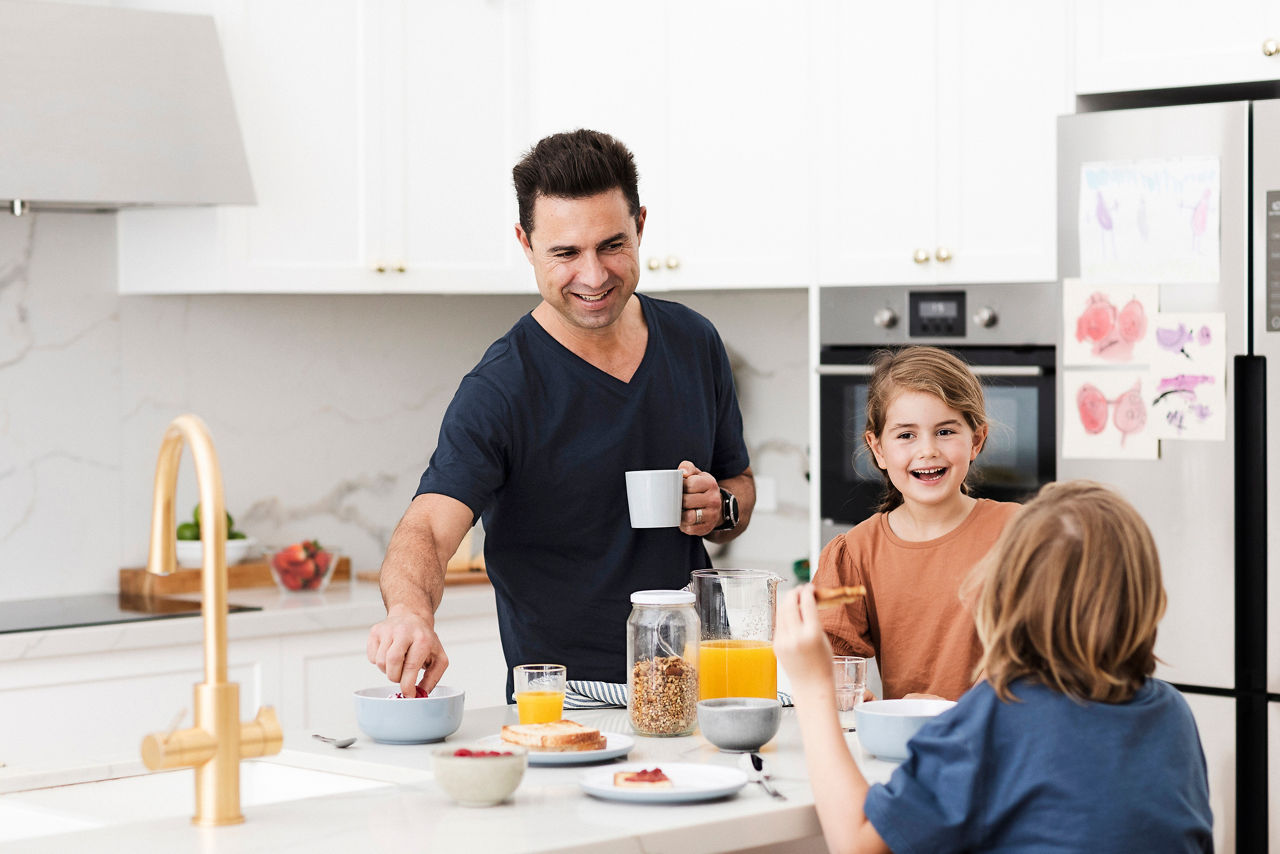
629,654,698,735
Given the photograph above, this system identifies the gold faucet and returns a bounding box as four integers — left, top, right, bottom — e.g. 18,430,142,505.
139,414,283,826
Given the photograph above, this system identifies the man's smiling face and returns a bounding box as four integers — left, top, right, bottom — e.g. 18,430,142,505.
517,188,645,334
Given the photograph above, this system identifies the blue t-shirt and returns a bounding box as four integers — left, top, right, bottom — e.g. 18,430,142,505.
418,294,750,692
865,678,1213,853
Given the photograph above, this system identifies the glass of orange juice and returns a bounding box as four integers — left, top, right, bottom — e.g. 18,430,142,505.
513,663,566,724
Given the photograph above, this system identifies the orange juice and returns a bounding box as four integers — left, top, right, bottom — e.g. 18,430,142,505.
699,639,778,700
515,690,565,724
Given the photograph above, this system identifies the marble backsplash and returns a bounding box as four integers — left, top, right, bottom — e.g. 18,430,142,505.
0,213,810,602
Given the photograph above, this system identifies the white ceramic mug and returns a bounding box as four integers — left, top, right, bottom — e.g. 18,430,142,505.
625,469,684,528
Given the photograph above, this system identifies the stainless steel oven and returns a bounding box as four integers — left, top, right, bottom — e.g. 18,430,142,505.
818,283,1059,545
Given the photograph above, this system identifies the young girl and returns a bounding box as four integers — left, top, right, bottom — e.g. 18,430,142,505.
776,480,1213,853
814,346,1020,699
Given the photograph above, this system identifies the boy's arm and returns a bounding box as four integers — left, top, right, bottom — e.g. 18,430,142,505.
776,585,891,854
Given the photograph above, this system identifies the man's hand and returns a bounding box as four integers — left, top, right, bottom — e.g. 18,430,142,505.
677,460,720,536
774,584,836,697
367,610,449,698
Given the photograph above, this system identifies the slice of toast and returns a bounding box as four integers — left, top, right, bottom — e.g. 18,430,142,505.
499,719,606,752
613,768,672,789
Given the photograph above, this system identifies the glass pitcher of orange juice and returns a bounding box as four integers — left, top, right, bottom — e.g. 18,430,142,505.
690,569,781,700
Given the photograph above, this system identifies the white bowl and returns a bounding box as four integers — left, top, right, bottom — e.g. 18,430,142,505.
175,538,256,569
353,685,466,744
853,698,957,762
431,744,527,807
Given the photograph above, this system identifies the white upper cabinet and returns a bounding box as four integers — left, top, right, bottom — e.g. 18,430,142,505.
815,0,1069,286
1075,0,1280,94
525,0,815,290
118,0,533,294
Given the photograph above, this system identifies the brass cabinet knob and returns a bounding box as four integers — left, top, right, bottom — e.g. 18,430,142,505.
396,265,406,273
374,264,387,273
647,257,661,271
665,255,680,270
1264,38,1279,56
935,247,953,263
912,248,931,264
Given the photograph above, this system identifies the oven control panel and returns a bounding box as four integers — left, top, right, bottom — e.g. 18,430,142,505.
909,291,965,337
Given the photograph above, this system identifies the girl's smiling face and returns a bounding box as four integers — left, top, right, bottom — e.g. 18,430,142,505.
866,390,987,512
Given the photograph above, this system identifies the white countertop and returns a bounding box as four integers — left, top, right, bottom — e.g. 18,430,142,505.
0,579,496,664
2,704,900,853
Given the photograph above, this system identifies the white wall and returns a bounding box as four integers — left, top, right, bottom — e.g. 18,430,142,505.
0,213,809,601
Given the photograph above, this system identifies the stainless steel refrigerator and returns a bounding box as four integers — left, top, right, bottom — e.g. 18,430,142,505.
1058,100,1277,853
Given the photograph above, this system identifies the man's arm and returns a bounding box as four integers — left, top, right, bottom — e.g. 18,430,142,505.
366,492,474,696
677,463,755,544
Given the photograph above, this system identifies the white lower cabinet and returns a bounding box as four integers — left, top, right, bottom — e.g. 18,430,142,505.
0,607,504,769
0,636,280,768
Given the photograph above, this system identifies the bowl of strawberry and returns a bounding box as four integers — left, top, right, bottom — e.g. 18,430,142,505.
269,540,339,592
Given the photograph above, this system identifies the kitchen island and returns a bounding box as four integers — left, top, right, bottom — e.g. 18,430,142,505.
2,703,900,853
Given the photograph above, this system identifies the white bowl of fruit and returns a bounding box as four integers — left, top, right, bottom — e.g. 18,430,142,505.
269,540,340,592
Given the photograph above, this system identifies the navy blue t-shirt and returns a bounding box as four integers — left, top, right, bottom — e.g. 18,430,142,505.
865,678,1214,853
418,294,750,693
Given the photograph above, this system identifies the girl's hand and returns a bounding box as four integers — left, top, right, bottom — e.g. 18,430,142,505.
774,584,836,696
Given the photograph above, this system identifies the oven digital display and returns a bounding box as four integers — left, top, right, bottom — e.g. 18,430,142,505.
918,299,957,319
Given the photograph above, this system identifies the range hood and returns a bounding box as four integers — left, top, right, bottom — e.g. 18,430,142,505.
0,0,254,213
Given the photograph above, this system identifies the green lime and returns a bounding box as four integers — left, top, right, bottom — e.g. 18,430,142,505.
193,503,235,532
176,522,200,541
228,530,247,540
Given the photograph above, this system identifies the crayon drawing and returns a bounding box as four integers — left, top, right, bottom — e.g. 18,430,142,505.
1063,369,1159,460
1149,312,1227,441
1062,279,1158,366
1078,157,1220,283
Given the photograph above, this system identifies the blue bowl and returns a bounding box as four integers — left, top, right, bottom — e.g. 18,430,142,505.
354,685,465,744
853,698,956,761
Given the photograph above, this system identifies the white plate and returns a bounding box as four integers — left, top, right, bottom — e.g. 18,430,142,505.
477,732,634,766
579,762,748,803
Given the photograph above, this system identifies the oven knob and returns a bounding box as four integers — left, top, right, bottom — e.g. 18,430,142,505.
873,308,898,329
973,306,998,328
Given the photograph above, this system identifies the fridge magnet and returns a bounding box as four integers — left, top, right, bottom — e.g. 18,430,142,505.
1078,156,1220,284
1149,312,1227,441
1062,279,1159,366
1062,369,1160,460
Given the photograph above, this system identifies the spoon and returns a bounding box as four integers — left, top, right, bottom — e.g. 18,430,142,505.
748,753,786,800
312,733,357,748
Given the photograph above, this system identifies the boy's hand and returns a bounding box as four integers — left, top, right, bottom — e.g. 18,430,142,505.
774,584,836,696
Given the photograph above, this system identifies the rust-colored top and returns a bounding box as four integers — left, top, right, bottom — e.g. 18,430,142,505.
815,499,1021,701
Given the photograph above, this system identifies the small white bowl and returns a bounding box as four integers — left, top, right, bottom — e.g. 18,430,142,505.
175,538,256,569
854,698,957,762
431,744,527,807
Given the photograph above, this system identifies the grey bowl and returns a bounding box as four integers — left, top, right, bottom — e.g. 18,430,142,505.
697,697,782,753
353,685,465,744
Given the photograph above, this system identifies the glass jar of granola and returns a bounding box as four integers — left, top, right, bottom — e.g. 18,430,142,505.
626,590,700,737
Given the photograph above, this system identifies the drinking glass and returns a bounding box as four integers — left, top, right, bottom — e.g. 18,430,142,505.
513,663,566,724
833,655,867,729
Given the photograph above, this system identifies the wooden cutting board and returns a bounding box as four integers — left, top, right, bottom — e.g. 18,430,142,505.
119,556,351,597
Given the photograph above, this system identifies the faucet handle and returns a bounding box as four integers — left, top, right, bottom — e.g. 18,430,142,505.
141,724,216,770
239,706,284,759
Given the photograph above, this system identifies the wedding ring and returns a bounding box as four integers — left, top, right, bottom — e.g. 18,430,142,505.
696,508,703,524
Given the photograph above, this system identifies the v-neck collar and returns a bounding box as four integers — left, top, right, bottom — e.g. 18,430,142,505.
524,294,657,390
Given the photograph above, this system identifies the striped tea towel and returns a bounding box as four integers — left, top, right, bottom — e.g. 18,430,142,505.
564,680,793,709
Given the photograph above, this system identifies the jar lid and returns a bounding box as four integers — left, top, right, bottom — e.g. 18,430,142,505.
630,589,695,605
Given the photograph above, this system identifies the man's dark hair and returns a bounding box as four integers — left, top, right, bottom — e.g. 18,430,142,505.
513,128,641,236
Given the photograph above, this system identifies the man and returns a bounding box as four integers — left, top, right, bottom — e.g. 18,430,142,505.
367,129,755,699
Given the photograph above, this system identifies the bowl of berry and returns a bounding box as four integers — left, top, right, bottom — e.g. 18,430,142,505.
431,743,527,806
269,540,340,592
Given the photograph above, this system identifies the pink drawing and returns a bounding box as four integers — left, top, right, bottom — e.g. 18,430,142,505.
1075,292,1147,361
1076,380,1148,445
1155,323,1213,359
1190,188,1211,254
1077,384,1109,434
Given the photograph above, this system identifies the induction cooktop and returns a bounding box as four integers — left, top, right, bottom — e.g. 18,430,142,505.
0,593,261,634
